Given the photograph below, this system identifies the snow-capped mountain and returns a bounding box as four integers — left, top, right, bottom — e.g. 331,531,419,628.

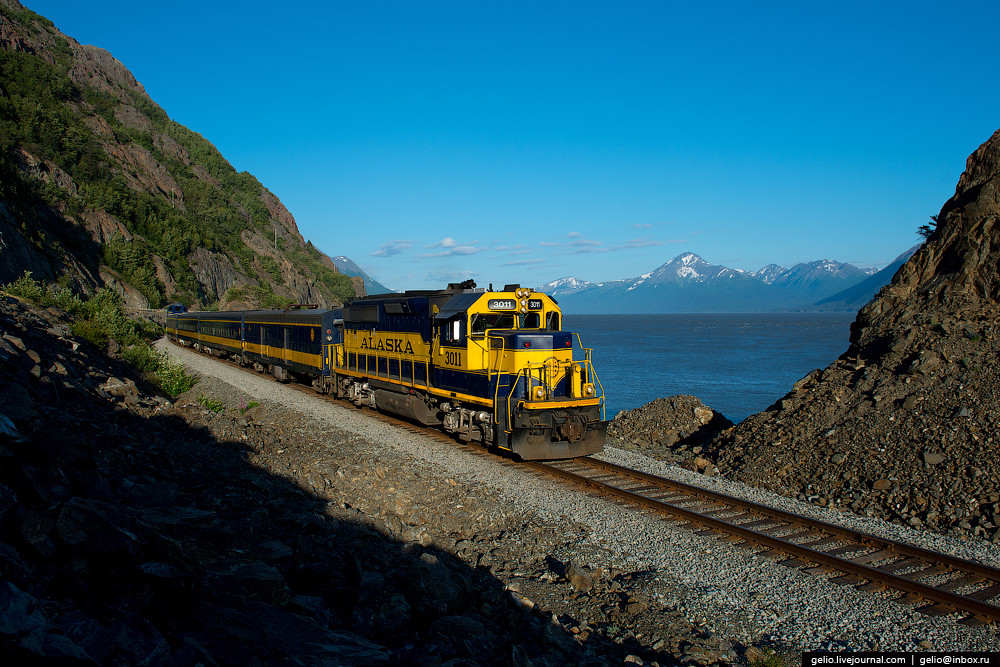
769,260,869,298
753,264,788,285
544,251,899,313
626,252,747,289
538,276,598,296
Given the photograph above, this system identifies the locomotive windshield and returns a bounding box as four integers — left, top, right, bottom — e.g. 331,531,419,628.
471,312,516,333
470,310,557,333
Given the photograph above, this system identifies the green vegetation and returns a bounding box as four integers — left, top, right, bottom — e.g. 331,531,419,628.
260,255,282,282
0,21,357,308
2,271,195,396
749,651,789,667
1,271,85,314
155,356,197,396
196,394,224,413
223,283,294,309
917,214,939,240
223,286,245,302
238,397,260,414
103,237,167,308
287,243,356,304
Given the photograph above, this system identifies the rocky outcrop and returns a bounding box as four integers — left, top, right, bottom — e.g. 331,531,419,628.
709,129,1000,541
609,396,733,474
0,0,357,309
188,246,254,302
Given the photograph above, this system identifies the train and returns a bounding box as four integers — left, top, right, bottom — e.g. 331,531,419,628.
165,281,606,460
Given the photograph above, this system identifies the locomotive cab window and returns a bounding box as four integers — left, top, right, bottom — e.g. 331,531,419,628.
439,316,466,344
519,312,541,329
470,312,516,336
546,311,560,331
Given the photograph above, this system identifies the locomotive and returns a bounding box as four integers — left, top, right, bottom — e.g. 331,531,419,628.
165,281,606,460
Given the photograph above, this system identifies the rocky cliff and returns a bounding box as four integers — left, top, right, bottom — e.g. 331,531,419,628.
709,129,1000,542
0,0,361,308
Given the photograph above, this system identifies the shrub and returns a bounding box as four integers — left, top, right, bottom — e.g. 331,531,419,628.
120,343,161,373
154,356,196,397
70,320,108,348
83,288,141,346
3,270,45,301
2,271,85,315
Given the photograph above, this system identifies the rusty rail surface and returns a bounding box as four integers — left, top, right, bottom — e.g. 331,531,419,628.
531,457,1000,625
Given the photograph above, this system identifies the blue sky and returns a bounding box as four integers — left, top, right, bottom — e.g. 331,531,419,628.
32,1,1000,291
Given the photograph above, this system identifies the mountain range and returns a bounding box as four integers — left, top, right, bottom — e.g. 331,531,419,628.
540,248,918,313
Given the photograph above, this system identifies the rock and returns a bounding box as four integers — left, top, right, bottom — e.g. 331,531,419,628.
401,553,471,618
922,451,946,466
0,582,92,661
100,376,138,399
693,407,714,425
427,615,500,661
542,620,582,661
872,479,892,491
608,395,733,460
0,413,20,440
565,561,594,592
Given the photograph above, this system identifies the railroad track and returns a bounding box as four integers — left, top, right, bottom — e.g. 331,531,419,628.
170,341,1000,625
529,456,1000,625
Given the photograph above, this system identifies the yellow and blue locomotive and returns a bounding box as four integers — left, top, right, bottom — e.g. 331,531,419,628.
166,281,606,459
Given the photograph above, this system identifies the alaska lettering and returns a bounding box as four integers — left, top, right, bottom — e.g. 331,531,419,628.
360,337,415,354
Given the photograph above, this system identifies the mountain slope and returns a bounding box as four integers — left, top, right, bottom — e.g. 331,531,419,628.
709,128,1000,539
0,0,360,308
769,259,869,301
812,245,919,311
329,256,392,295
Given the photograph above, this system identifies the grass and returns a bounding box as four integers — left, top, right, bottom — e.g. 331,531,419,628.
2,271,196,397
196,394,224,413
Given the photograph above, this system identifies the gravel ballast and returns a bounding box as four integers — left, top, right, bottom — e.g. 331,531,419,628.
155,339,1000,656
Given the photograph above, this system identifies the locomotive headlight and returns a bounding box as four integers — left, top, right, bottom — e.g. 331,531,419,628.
533,386,546,400
520,299,527,306
584,384,595,396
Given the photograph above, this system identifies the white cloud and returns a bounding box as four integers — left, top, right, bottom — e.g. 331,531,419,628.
425,269,479,284
420,237,482,257
372,240,413,257
502,258,547,266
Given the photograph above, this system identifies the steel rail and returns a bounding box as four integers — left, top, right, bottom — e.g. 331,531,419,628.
530,458,1000,623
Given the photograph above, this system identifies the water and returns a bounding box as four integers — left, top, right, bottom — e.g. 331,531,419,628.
565,313,856,423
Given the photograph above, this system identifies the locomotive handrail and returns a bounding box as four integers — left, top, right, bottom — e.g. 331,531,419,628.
488,334,510,432
573,333,606,420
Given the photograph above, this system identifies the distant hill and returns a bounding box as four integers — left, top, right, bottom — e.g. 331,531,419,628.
329,256,392,295
541,251,911,313
811,246,919,311
0,0,360,309
769,260,869,300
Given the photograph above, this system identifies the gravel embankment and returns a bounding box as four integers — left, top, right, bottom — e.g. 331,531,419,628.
155,339,1000,654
